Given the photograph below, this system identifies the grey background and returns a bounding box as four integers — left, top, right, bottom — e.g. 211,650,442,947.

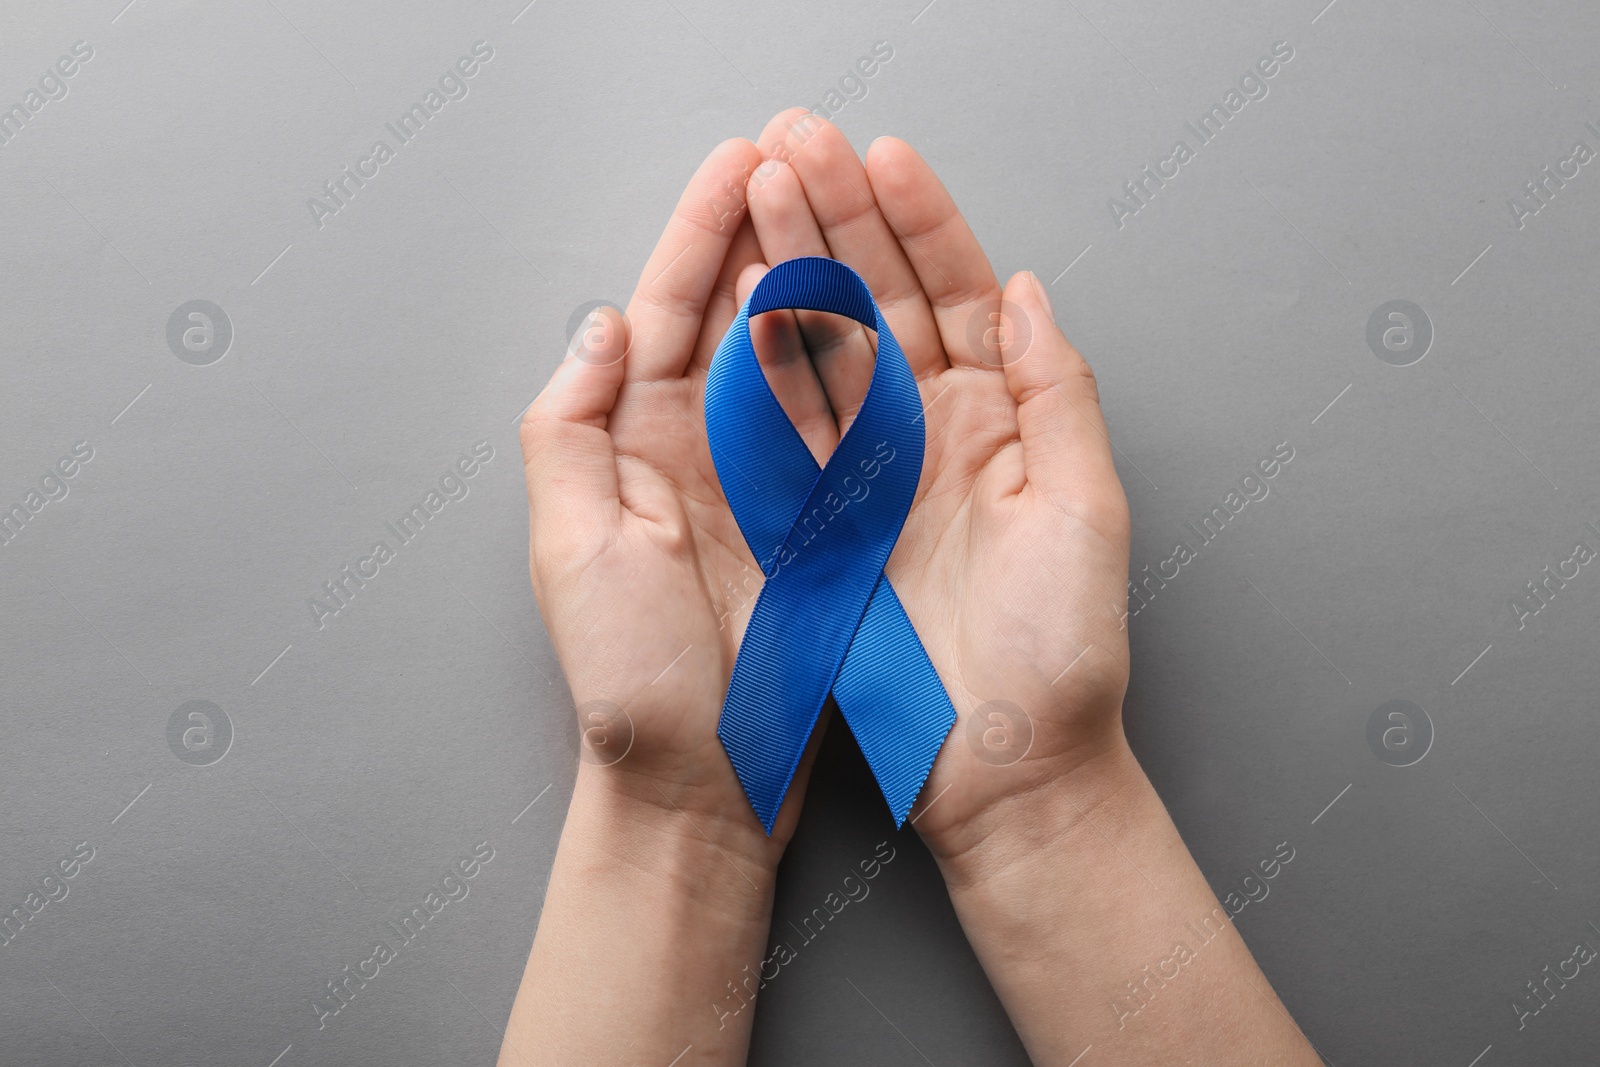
1,0,1596,1064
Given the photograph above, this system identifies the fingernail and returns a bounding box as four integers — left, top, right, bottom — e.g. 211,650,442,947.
1029,272,1055,324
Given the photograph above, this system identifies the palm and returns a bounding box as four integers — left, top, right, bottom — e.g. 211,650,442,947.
898,364,1131,836
552,377,740,758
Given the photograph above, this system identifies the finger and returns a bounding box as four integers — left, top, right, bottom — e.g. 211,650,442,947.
686,212,766,375
735,261,839,463
866,136,1003,370
755,109,947,380
997,272,1118,496
624,137,764,383
521,306,628,544
747,156,876,434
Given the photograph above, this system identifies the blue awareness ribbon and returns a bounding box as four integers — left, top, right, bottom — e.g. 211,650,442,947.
705,256,956,833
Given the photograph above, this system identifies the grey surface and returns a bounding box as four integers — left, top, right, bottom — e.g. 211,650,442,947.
1,0,1597,1064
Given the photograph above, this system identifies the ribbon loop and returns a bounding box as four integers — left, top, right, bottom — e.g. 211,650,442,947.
705,257,956,832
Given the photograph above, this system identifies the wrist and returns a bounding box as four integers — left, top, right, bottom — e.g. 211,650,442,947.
562,762,780,916
515,758,783,1065
920,736,1149,893
912,737,1320,1065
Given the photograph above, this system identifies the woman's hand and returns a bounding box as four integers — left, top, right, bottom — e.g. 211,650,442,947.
520,137,833,859
504,137,845,1067
739,111,1319,1067
743,110,1134,863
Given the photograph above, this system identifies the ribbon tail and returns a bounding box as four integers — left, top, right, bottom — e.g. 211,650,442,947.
832,574,957,827
717,604,834,833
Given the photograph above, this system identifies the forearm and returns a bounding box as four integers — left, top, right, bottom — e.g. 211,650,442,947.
926,742,1320,1066
499,768,777,1067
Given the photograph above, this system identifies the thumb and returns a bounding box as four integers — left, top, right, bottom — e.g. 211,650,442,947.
521,306,629,553
998,272,1118,496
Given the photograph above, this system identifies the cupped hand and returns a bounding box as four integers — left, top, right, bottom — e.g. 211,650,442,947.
742,110,1135,860
519,138,838,855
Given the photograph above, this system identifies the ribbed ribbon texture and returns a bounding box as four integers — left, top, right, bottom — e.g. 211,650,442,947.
705,256,956,833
